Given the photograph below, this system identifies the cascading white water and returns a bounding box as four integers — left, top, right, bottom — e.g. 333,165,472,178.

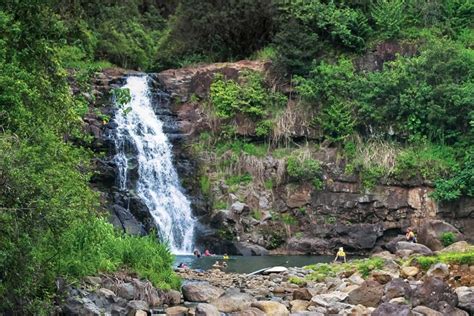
113,75,196,254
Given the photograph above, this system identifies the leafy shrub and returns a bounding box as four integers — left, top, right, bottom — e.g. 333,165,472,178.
370,0,406,38
416,250,474,270
255,120,274,138
225,173,253,186
440,232,456,247
288,276,306,285
210,71,285,120
433,152,474,201
287,156,323,182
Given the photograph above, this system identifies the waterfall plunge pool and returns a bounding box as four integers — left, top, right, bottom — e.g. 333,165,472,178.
174,255,336,274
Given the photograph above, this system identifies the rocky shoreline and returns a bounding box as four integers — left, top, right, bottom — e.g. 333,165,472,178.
59,241,473,315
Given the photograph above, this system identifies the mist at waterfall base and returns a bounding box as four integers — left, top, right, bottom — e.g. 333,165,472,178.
113,75,196,254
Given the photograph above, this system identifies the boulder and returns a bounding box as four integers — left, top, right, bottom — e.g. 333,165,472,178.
110,204,146,236
426,263,449,279
372,302,412,316
182,282,224,303
251,301,289,316
417,220,463,251
195,303,221,316
164,289,182,306
231,202,250,214
371,270,395,284
127,300,149,314
230,307,266,316
292,288,313,301
412,305,443,316
311,291,348,307
372,250,398,261
401,266,420,278
347,280,384,307
386,236,406,253
348,273,365,285
396,242,433,255
412,277,458,310
383,278,413,302
117,282,137,300
438,241,473,253
165,306,189,316
290,299,311,312
211,292,255,312
235,242,269,256
455,286,474,314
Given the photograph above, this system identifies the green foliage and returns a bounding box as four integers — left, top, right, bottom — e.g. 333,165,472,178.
252,210,262,221
213,200,227,210
370,0,406,38
288,276,306,285
200,175,211,197
225,173,253,186
440,232,457,247
156,0,277,67
416,250,474,270
264,179,274,190
432,150,474,201
255,120,274,138
210,71,285,120
317,101,356,143
274,0,370,74
393,144,459,181
305,257,384,281
216,140,267,158
287,156,323,182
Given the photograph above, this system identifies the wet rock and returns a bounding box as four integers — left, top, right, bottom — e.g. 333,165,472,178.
211,292,255,312
182,282,224,302
426,263,449,279
289,300,310,312
372,302,412,316
455,286,474,314
165,306,189,316
396,242,433,255
62,297,101,315
412,277,458,310
401,266,420,278
418,220,463,251
347,280,383,307
195,303,220,316
110,205,146,236
383,278,413,302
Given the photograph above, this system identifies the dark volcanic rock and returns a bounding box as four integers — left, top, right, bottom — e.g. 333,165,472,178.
372,302,412,316
109,204,146,236
412,277,458,311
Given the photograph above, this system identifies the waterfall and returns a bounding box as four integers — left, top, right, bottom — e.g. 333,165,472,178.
113,75,196,254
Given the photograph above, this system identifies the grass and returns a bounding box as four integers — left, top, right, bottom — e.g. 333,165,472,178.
288,276,306,285
415,251,474,270
305,257,384,281
225,173,253,186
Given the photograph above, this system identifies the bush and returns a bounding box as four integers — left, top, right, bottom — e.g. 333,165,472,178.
440,232,456,247
210,71,285,120
287,156,323,183
416,250,474,270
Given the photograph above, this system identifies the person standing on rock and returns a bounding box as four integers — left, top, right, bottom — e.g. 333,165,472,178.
334,247,347,263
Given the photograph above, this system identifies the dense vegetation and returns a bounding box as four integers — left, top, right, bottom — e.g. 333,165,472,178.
0,0,473,312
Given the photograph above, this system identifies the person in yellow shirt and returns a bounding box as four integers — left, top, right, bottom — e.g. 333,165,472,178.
334,247,347,263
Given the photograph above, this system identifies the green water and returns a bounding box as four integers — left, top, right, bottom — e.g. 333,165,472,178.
174,255,334,274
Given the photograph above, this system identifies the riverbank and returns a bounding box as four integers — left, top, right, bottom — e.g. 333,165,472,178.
58,241,474,315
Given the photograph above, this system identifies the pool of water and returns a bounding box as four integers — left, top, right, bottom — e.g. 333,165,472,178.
174,255,335,274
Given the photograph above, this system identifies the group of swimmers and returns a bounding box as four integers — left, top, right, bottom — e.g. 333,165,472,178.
193,249,229,259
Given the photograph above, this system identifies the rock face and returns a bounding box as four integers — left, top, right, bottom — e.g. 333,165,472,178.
182,282,224,303
417,219,463,250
